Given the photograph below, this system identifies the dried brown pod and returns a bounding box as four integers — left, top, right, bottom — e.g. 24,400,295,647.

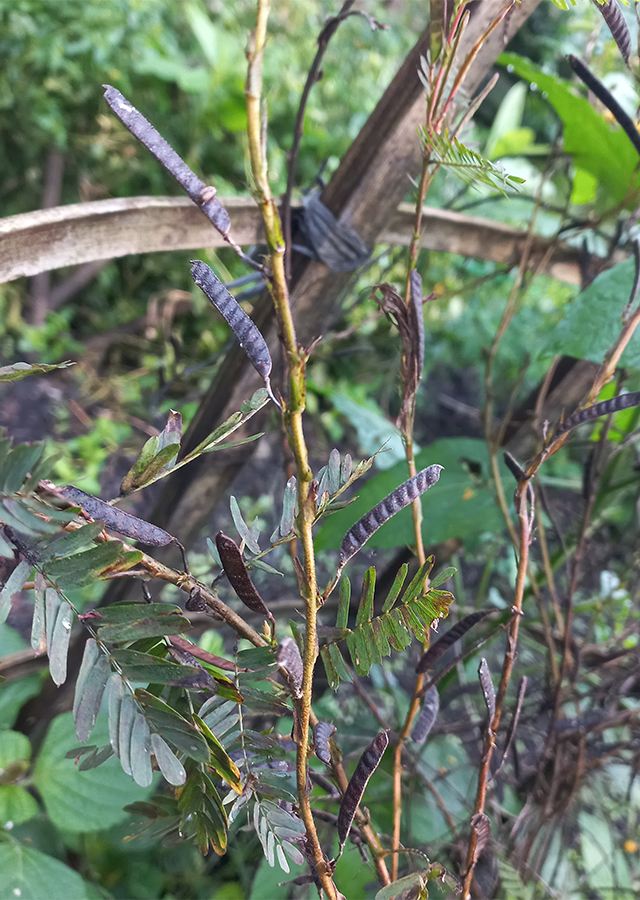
470,813,491,862
339,465,443,569
215,532,275,626
313,721,336,765
57,485,189,572
410,685,440,744
336,729,389,858
416,609,492,674
275,636,304,699
555,390,640,438
478,657,496,723
191,262,278,406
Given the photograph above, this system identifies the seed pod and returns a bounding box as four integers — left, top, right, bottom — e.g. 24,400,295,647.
275,636,303,699
416,609,492,674
470,813,491,862
336,730,389,857
595,0,631,64
313,721,336,765
410,686,440,744
568,56,640,158
409,269,425,385
478,657,496,722
555,390,640,438
58,486,188,571
190,262,278,405
339,465,443,568
102,86,231,237
301,191,370,272
215,532,275,626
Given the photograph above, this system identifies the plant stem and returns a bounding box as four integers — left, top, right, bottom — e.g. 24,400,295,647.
246,5,337,896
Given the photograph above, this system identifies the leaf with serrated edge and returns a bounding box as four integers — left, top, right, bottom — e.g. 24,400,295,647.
150,733,186,786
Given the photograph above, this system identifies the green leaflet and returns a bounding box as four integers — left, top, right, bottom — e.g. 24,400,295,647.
192,714,243,793
44,541,125,588
136,690,211,763
96,614,190,643
321,563,452,685
73,639,111,743
0,558,31,625
110,648,209,687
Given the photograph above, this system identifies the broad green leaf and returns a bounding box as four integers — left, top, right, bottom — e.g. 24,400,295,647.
375,871,432,900
150,732,186,786
0,729,31,767
316,438,510,553
0,784,38,825
74,640,111,743
33,712,155,832
545,258,640,367
0,559,30,625
49,601,74,686
328,390,407,470
500,52,640,208
0,674,42,729
0,841,88,899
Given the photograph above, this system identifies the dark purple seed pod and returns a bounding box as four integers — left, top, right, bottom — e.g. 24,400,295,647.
555,390,640,437
215,532,275,626
339,465,443,568
313,721,336,765
190,262,278,405
416,609,492,674
594,0,631,64
275,636,303,699
568,56,640,158
336,729,389,855
58,486,188,570
102,86,231,236
478,657,496,722
409,269,425,384
410,686,440,744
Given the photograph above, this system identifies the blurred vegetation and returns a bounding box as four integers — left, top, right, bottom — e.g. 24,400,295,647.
1,0,640,898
